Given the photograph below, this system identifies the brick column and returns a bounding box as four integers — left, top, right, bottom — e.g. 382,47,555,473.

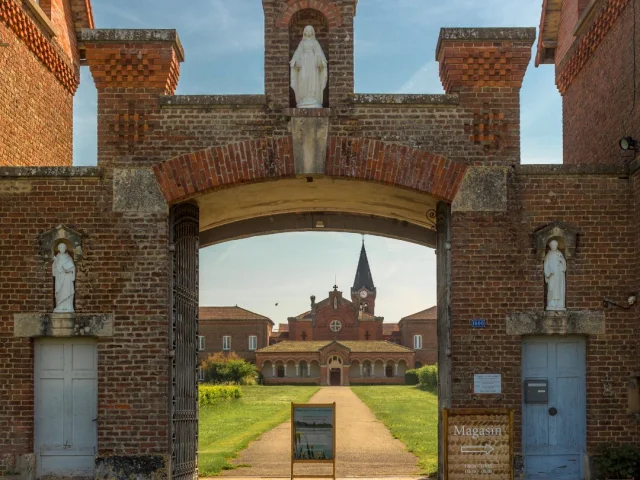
80,29,184,167
437,28,535,166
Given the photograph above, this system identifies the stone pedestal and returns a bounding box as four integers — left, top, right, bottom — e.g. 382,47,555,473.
50,312,75,336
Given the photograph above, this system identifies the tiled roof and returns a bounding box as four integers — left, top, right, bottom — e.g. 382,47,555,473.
383,323,400,335
256,340,413,354
401,306,437,321
199,306,273,324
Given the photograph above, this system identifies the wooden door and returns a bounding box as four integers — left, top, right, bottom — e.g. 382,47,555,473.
330,369,341,386
35,338,97,478
522,337,586,479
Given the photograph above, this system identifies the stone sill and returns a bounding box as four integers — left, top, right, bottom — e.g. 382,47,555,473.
283,108,331,117
353,93,459,106
0,166,102,178
23,0,56,38
159,94,267,108
14,313,114,337
506,310,605,336
515,164,627,176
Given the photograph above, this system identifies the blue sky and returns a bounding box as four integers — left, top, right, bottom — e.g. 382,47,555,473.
74,0,562,326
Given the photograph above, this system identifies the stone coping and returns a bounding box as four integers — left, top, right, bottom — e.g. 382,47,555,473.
515,164,626,176
0,166,102,178
159,94,267,107
14,313,114,337
78,29,185,61
353,93,459,106
436,27,537,57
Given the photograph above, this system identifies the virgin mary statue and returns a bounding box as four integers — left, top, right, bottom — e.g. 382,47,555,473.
290,25,328,108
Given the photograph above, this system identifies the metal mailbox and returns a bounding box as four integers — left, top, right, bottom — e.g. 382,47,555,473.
524,379,549,404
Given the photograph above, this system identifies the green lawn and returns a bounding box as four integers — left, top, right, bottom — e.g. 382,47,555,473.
198,385,319,476
350,385,438,476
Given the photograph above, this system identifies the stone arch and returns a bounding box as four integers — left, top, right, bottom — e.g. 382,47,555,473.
153,137,466,206
276,0,343,28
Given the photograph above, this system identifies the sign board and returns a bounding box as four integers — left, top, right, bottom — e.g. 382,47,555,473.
443,408,513,480
471,319,486,328
291,402,336,479
474,374,502,394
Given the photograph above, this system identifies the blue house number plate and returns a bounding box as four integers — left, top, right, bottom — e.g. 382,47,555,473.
471,319,486,328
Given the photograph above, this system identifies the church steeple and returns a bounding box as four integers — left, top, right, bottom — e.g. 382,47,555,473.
352,240,375,292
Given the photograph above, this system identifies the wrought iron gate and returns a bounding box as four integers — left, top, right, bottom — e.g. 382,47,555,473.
169,203,199,480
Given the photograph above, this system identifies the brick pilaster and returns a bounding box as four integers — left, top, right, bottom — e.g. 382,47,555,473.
437,28,535,165
80,29,184,167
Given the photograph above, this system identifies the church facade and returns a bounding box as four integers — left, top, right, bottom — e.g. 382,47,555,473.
1,0,639,478
198,243,437,385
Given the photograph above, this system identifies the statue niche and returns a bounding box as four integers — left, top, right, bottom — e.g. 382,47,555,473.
289,10,329,108
52,241,76,313
544,239,566,311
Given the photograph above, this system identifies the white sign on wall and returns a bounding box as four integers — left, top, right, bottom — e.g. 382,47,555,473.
474,374,502,394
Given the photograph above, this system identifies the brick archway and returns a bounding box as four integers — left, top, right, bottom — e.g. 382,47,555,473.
275,0,343,28
152,136,467,205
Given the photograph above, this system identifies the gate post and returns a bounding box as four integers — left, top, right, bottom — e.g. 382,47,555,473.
436,202,452,479
168,203,200,480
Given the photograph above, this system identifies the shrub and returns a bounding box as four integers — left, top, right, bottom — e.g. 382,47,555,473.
592,444,640,480
405,369,419,385
198,384,242,406
415,364,438,389
201,352,258,385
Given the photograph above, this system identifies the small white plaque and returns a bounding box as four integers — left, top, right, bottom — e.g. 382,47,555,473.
474,374,502,394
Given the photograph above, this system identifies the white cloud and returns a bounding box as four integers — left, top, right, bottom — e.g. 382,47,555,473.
396,61,444,94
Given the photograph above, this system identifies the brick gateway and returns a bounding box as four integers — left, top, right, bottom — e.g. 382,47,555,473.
1,0,639,479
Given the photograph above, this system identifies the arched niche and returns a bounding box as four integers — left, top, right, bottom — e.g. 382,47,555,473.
533,221,580,260
289,8,330,108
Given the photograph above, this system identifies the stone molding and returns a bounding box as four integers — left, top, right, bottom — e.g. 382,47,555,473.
159,95,267,108
506,310,605,335
13,313,114,337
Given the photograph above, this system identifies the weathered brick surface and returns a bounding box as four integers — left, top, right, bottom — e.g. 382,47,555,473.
0,171,170,465
451,169,640,454
39,0,80,65
0,0,77,167
560,0,638,165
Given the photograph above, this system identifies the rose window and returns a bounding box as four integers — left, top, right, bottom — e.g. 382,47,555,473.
329,320,342,332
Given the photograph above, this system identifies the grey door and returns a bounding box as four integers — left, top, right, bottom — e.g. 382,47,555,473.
35,338,97,478
522,336,586,479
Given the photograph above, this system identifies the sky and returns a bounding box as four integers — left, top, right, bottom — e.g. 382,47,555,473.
73,0,562,327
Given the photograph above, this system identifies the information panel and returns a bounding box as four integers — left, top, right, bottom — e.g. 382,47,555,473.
443,408,513,480
291,403,336,479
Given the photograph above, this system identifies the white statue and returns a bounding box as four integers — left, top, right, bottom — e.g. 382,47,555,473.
52,243,75,313
544,240,566,311
290,25,328,108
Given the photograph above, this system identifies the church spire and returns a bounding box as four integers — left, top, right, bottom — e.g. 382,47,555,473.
352,240,375,292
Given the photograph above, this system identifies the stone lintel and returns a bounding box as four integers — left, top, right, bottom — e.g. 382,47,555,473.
78,29,185,61
113,168,167,214
436,27,537,58
506,310,605,336
159,95,267,108
14,313,114,337
291,117,329,175
452,167,508,212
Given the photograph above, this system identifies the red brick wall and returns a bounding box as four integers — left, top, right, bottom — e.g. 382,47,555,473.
198,319,271,363
0,170,170,467
560,0,637,165
399,319,437,365
556,0,579,65
0,2,77,167
39,0,79,65
450,168,640,456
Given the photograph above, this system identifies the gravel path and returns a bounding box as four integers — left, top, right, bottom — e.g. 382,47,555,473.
219,386,421,478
